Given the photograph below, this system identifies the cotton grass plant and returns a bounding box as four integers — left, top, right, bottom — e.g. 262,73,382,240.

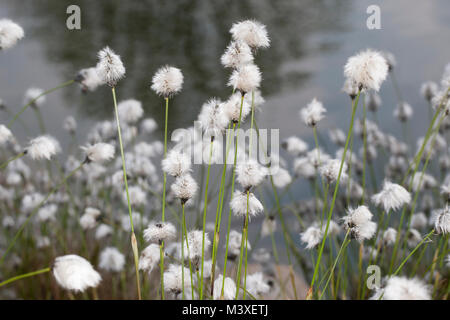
1,18,449,301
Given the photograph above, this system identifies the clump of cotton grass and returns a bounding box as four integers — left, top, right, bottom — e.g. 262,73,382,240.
151,65,184,98
319,158,348,185
300,98,327,127
171,174,198,204
25,135,61,160
75,67,105,92
0,124,13,145
300,225,323,249
0,19,24,50
370,276,431,300
236,159,267,190
344,49,389,92
372,180,411,212
98,247,125,272
81,142,115,164
342,206,377,241
144,221,177,244
434,206,450,235
221,40,254,69
198,98,230,139
213,275,236,300
96,46,126,87
230,190,264,219
52,255,102,292
139,244,160,274
230,20,270,50
227,63,261,94
162,149,192,177
24,88,45,108
117,99,144,124
223,92,251,123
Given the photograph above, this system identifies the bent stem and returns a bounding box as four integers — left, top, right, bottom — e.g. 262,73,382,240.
111,86,141,300
7,79,75,128
0,267,51,288
0,152,25,171
309,90,360,297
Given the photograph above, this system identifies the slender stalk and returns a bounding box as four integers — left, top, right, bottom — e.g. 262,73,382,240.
7,80,75,128
0,267,51,288
0,152,25,171
220,96,247,299
309,91,360,296
181,203,186,299
199,139,214,299
111,86,141,300
361,95,367,204
319,231,350,299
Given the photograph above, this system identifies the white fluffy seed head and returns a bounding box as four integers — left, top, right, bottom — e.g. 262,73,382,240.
144,221,176,243
213,275,236,300
0,19,24,50
434,207,450,235
163,264,195,295
300,225,323,249
372,180,411,212
420,81,438,102
82,143,115,163
183,230,211,262
98,247,125,272
319,158,348,184
282,136,308,156
344,49,389,92
95,224,113,240
0,124,13,145
161,149,192,177
26,135,61,160
300,98,326,127
382,228,398,246
272,167,292,189
230,20,270,49
227,230,251,259
24,88,45,108
139,244,161,273
343,206,377,242
394,102,413,122
223,92,251,123
227,63,261,94
151,65,183,97
76,67,105,92
230,190,264,219
246,272,270,297
63,116,77,134
221,40,254,69
197,98,230,138
117,99,144,124
52,255,102,292
370,276,431,300
171,174,198,203
236,159,267,189
96,46,126,87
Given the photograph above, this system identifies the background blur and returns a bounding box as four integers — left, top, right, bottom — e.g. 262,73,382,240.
2,0,450,147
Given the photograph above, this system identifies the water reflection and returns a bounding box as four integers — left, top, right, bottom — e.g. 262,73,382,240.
5,0,349,134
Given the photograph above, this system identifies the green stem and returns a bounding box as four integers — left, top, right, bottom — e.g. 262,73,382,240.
0,152,25,170
309,91,360,294
0,267,51,288
112,86,141,300
7,80,75,128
